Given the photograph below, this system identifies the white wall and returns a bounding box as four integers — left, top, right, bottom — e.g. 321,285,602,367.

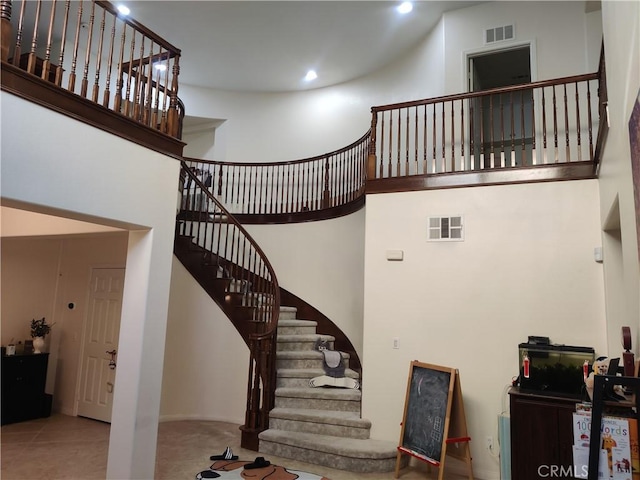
1,93,180,480
160,259,249,424
362,180,606,479
244,209,366,357
599,0,640,354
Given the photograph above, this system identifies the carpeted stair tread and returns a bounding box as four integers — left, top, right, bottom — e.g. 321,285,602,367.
278,319,318,327
269,407,371,428
276,350,349,360
277,368,359,379
259,429,397,460
277,334,335,343
275,387,360,401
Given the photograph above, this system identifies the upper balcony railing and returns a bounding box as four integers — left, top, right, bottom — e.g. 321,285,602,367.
367,68,605,193
1,0,184,147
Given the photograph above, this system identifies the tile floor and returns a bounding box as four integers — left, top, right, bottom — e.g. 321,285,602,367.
1,414,471,479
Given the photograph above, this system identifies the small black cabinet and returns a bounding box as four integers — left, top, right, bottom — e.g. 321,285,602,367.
1,353,50,425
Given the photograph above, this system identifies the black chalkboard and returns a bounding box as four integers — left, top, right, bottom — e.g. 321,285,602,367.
399,362,455,464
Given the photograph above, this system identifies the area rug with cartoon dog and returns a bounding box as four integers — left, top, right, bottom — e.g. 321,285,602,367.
195,458,331,480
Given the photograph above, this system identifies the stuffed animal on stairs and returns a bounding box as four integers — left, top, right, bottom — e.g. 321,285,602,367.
309,339,359,389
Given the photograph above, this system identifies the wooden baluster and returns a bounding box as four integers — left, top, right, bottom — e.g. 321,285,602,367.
387,111,393,178
286,164,292,213
11,0,26,66
587,80,594,161
510,91,516,166
460,99,465,171
378,112,384,178
41,1,56,83
499,93,505,168
520,90,526,165
102,9,117,107
144,43,156,126
160,51,171,132
68,0,84,93
167,54,180,137
469,99,475,170
405,107,409,176
114,22,126,112
414,106,419,175
450,100,455,172
552,85,559,163
92,8,107,103
132,36,145,121
1,0,12,63
150,48,164,129
432,103,437,173
423,104,428,174
479,98,485,169
531,88,537,165
80,1,95,98
489,95,495,168
441,102,445,172
541,87,548,164
26,0,42,76
123,31,135,116
563,84,570,162
396,108,401,177
575,81,582,162
281,164,287,212
257,166,264,214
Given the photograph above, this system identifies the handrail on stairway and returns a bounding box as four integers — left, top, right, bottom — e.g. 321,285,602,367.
177,161,281,450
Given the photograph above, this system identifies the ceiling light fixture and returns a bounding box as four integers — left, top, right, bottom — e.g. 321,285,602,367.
397,2,413,14
117,5,130,16
154,64,167,72
304,70,318,82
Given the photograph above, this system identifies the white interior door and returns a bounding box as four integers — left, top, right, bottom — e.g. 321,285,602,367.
77,268,125,422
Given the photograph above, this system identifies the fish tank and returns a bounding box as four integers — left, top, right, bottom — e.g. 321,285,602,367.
518,341,595,397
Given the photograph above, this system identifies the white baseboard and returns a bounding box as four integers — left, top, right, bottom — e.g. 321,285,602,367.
159,413,243,425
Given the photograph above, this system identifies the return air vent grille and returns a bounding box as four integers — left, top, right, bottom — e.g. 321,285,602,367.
427,216,464,241
485,25,514,44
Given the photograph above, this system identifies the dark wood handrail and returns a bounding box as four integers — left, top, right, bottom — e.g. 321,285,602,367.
184,130,369,218
371,72,599,112
1,0,182,139
368,71,602,180
177,162,280,448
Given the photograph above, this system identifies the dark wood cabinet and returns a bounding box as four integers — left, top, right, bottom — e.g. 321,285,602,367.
1,353,50,425
510,387,580,480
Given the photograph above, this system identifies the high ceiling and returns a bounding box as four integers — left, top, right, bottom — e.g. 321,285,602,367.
124,1,483,92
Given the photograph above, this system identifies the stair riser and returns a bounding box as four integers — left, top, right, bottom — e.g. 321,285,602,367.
258,440,404,473
277,326,317,335
274,396,360,413
269,417,370,440
276,357,347,370
277,340,334,352
279,311,297,320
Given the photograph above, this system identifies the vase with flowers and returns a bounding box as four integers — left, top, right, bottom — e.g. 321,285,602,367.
30,317,53,354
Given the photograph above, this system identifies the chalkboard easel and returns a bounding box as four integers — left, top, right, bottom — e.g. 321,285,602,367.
395,361,474,480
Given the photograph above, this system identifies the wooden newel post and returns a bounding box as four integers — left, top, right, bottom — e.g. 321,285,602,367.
1,0,12,63
367,110,378,180
167,54,181,138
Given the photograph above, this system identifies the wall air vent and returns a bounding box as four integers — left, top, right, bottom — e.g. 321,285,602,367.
485,25,515,44
427,216,464,242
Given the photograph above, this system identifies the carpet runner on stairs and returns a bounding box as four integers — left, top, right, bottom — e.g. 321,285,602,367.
258,308,407,473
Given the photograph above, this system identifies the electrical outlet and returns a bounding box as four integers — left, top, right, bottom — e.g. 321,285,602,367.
393,337,400,349
486,436,494,451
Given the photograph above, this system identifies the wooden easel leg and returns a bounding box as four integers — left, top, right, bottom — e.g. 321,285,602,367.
464,444,474,480
395,451,403,479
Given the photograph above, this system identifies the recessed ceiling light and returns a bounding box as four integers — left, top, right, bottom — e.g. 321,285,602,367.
117,5,130,16
305,70,318,82
397,2,413,14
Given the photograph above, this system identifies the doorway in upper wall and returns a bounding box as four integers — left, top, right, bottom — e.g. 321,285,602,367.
467,45,533,169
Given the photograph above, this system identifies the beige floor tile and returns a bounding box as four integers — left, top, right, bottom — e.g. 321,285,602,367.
1,414,471,480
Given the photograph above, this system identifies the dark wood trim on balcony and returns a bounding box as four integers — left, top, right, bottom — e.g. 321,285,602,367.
366,161,596,194
1,62,185,159
231,196,365,224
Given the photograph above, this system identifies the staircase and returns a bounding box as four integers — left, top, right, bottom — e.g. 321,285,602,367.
258,306,406,473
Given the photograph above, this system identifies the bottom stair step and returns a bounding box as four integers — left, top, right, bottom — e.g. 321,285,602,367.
258,429,409,473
